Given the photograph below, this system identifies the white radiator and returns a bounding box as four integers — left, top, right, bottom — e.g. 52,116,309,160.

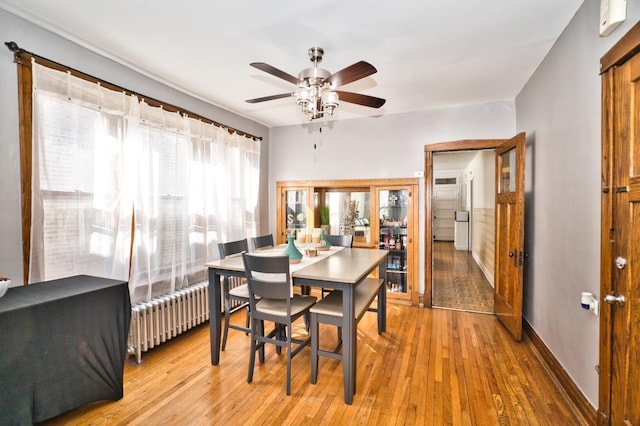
128,282,210,364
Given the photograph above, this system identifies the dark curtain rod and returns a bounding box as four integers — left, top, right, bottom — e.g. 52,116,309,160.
4,41,263,141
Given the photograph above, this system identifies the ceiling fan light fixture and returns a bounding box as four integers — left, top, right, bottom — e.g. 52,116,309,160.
305,101,316,115
321,90,339,116
296,88,311,111
246,47,385,121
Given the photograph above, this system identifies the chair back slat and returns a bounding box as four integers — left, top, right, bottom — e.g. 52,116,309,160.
250,234,274,251
242,254,292,301
218,239,249,259
324,234,353,248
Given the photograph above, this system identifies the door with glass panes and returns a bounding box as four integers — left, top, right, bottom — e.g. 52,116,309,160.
276,186,313,243
377,186,414,303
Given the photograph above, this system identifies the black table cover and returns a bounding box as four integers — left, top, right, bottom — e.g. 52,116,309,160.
0,275,130,424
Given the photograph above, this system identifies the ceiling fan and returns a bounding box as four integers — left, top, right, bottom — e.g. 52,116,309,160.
246,47,386,121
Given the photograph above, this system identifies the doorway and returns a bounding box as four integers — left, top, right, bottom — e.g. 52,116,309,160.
424,135,526,341
431,150,495,313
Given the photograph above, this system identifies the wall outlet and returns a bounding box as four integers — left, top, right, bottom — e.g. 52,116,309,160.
414,171,424,178
581,292,600,316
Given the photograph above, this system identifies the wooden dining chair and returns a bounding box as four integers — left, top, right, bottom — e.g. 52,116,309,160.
242,253,317,395
218,239,251,350
249,234,274,251
323,234,353,248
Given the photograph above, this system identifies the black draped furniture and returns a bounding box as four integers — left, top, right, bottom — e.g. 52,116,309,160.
0,275,131,425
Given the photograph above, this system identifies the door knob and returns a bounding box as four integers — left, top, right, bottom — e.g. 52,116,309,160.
604,293,626,306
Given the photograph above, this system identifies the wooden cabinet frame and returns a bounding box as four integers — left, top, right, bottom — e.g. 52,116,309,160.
276,178,419,305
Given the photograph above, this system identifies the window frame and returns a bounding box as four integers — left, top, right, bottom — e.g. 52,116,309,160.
14,50,260,284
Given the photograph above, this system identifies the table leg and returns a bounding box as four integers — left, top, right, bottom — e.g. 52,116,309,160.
378,261,387,333
342,285,356,404
208,269,222,365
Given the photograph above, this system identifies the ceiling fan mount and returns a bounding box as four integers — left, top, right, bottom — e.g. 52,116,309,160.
297,47,331,83
246,47,386,121
308,46,323,63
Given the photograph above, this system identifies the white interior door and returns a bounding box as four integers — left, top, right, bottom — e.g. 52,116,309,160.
432,182,458,241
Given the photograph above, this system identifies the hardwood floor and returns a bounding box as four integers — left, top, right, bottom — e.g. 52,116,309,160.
39,303,590,425
433,241,494,313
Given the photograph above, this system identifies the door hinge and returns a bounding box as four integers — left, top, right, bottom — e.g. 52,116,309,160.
519,251,528,266
595,364,601,375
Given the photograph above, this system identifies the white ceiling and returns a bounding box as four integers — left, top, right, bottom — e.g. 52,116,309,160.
0,0,583,128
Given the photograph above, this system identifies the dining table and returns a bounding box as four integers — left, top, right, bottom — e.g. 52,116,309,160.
206,245,389,404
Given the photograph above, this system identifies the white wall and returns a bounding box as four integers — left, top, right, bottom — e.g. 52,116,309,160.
465,150,495,285
515,0,640,407
0,9,269,285
466,150,495,210
269,101,516,294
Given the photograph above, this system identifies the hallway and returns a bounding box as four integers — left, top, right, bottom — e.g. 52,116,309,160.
432,241,494,313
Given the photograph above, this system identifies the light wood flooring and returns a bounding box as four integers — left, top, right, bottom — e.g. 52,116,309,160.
39,303,589,425
432,241,494,313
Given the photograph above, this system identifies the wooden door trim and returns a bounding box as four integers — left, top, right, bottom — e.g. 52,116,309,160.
423,139,507,307
600,20,640,73
599,21,640,425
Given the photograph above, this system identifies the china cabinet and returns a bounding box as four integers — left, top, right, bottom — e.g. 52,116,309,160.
276,178,419,305
277,186,313,238
378,187,410,296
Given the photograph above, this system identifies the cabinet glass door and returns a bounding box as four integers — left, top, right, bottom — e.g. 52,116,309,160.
284,189,308,237
378,188,409,294
323,190,371,245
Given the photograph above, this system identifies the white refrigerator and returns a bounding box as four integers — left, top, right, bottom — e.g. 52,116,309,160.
454,211,469,251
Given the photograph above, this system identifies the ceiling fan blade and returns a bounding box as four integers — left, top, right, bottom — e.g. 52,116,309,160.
335,91,386,108
325,61,377,87
250,62,299,85
245,93,294,104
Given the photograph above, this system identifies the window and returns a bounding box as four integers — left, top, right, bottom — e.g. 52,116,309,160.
30,67,132,283
435,177,457,185
19,59,260,304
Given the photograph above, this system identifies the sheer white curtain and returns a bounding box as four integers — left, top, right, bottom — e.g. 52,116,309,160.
30,62,133,283
183,119,260,280
127,111,261,304
126,102,191,303
200,123,261,245
30,63,262,304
